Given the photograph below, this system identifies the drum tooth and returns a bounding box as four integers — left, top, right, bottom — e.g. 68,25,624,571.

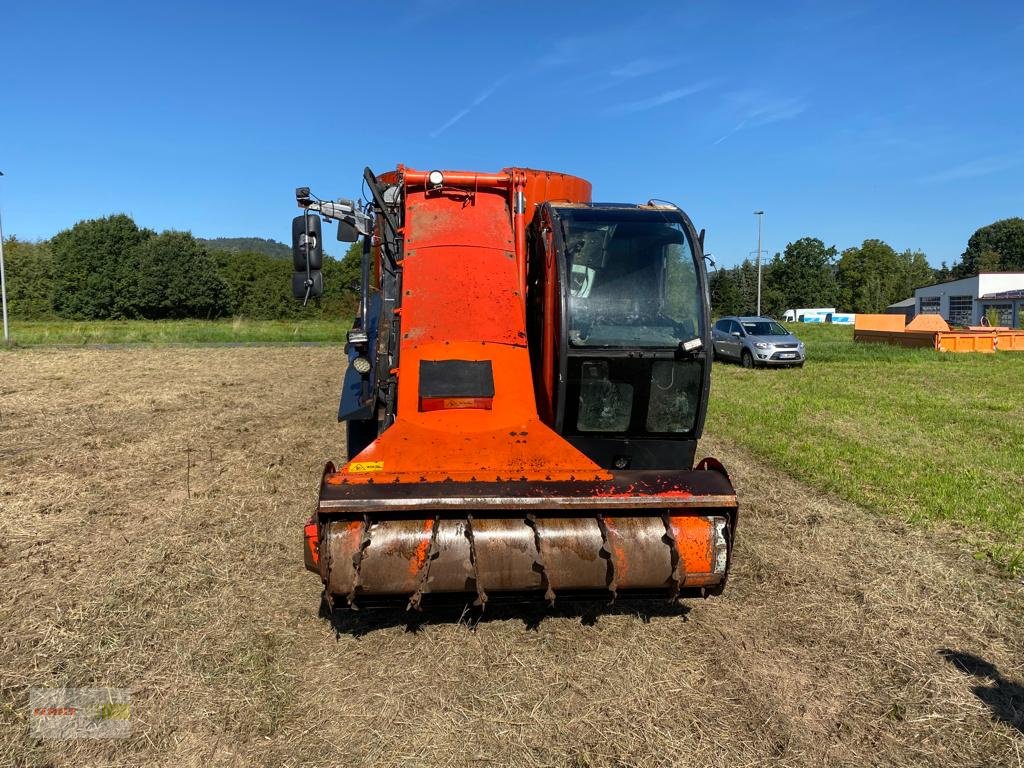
525,513,555,605
465,514,488,609
407,516,441,611
595,514,617,602
349,515,372,610
661,513,685,600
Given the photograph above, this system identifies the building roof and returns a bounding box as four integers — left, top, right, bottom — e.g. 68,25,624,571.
914,271,1024,290
979,289,1024,300
887,297,916,308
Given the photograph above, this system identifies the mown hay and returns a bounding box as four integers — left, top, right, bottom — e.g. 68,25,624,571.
1,347,1021,767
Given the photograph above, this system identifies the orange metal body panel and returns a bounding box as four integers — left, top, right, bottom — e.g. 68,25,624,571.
937,333,996,353
854,312,1024,353
906,314,951,332
329,168,604,486
997,331,1024,351
854,314,906,333
854,329,938,348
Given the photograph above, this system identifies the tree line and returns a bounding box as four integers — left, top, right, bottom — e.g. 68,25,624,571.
4,213,1022,321
2,213,362,320
710,217,1024,317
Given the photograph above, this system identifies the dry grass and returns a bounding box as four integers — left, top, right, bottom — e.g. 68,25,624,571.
0,347,1022,767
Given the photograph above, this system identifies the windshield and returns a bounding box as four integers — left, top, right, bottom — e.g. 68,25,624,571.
741,320,788,336
558,207,702,348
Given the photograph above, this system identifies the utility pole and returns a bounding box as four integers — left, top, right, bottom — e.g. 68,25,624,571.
753,210,764,316
0,171,8,343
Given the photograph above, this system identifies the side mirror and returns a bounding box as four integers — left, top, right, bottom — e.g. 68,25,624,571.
292,214,324,303
292,214,323,270
293,271,324,300
731,331,741,338
337,219,359,243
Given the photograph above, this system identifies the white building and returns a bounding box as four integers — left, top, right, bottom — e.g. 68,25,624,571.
914,272,1024,327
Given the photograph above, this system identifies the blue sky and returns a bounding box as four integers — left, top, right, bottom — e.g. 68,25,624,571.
1,1,1022,267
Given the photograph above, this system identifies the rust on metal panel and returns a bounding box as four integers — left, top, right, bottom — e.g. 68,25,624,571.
321,512,732,602
474,517,544,592
417,520,474,595
533,517,608,592
603,516,674,590
321,469,736,507
323,519,363,598
356,520,437,596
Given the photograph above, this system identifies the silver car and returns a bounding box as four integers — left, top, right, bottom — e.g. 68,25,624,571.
712,316,805,368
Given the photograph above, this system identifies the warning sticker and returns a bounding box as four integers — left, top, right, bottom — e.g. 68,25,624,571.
348,461,384,473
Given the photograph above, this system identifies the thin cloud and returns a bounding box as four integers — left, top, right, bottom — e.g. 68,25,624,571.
610,57,676,79
605,80,715,115
532,36,592,72
585,57,679,94
919,154,1020,184
734,94,808,127
429,73,512,138
713,119,748,146
712,92,808,145
429,108,471,138
395,0,464,31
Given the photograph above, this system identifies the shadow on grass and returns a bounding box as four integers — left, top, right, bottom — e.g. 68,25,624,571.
939,648,1024,734
320,593,690,638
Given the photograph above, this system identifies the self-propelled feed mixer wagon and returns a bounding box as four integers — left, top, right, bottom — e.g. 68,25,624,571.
292,166,738,609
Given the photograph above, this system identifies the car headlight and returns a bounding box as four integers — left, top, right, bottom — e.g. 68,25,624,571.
754,342,770,349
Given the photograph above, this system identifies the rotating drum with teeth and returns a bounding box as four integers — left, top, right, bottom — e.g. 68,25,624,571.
307,468,737,608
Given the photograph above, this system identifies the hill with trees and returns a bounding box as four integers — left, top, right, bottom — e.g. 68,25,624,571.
5,212,1021,323
196,237,292,260
4,215,359,320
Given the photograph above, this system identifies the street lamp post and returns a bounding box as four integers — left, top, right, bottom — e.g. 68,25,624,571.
0,171,8,343
753,210,764,316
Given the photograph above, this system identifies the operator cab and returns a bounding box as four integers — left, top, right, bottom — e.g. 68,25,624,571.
528,203,712,471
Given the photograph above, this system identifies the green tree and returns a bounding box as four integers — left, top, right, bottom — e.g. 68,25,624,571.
894,249,936,299
213,241,360,320
953,217,1024,277
319,241,364,319
709,267,743,317
215,250,299,319
52,214,152,319
837,239,904,313
2,237,54,318
127,231,227,319
766,237,838,312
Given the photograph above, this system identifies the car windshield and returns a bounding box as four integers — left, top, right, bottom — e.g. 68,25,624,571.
558,207,702,348
741,320,788,336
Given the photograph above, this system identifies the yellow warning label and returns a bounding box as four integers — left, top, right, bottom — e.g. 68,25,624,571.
444,398,478,409
348,461,384,473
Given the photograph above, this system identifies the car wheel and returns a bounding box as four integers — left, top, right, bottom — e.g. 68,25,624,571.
741,350,754,369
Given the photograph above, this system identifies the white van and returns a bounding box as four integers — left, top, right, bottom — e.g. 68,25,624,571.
782,307,836,322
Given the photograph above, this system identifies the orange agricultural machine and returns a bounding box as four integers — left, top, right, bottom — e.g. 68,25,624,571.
291,166,737,609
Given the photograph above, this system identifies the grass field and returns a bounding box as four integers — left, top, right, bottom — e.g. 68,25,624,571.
707,324,1024,572
1,347,1021,766
3,318,347,345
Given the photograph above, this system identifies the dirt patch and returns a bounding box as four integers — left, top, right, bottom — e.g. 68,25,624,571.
1,347,1021,767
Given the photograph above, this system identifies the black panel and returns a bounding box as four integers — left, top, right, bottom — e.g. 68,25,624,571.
566,435,697,472
419,360,495,399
